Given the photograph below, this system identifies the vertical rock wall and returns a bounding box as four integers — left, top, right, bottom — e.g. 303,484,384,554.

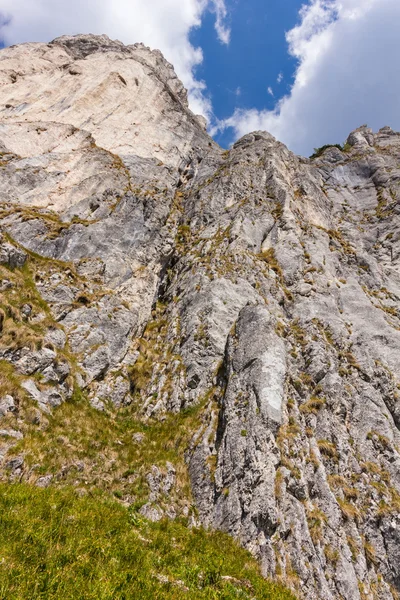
0,36,399,600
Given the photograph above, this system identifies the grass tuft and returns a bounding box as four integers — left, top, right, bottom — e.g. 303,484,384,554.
0,483,297,600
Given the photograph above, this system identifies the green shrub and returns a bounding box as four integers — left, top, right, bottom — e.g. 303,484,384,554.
310,144,344,159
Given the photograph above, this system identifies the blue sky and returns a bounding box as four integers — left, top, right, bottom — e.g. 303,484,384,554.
191,0,303,147
1,0,400,156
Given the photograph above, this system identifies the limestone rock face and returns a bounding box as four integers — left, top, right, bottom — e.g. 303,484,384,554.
0,36,400,600
0,34,209,169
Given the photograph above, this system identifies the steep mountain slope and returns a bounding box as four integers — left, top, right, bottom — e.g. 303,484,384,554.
0,35,399,600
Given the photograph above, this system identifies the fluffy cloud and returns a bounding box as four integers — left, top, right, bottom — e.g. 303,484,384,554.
2,0,398,155
217,0,400,156
210,0,231,44
0,0,230,119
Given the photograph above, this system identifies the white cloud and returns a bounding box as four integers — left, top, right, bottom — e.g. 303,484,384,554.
277,73,283,83
0,0,230,121
267,86,274,96
211,0,231,44
217,0,400,156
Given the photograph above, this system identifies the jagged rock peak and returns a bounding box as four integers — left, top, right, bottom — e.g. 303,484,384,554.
51,34,190,106
0,34,211,168
51,33,136,59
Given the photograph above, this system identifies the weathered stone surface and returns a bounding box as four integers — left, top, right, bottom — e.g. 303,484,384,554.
0,428,23,439
0,236,27,268
93,375,130,407
5,456,24,472
0,34,211,170
0,35,399,600
0,395,16,417
14,348,56,376
139,462,177,522
21,379,63,412
35,474,53,488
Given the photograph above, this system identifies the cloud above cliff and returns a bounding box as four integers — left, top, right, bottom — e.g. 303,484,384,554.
1,0,399,156
214,0,400,155
0,0,230,119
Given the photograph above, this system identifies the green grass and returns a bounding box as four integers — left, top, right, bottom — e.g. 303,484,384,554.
0,484,297,600
8,391,214,512
0,261,55,354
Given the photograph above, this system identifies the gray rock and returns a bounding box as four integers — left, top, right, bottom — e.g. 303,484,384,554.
5,456,24,471
139,503,164,522
21,379,63,412
94,375,130,407
0,279,12,291
82,346,110,383
35,475,53,488
0,429,23,439
0,241,27,268
44,328,66,350
14,348,56,376
21,380,44,403
20,304,32,318
89,397,106,412
41,360,70,384
0,34,399,600
0,395,16,416
145,463,176,502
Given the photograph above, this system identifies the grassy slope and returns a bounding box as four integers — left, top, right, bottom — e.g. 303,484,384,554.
0,484,296,600
9,392,209,511
0,235,296,599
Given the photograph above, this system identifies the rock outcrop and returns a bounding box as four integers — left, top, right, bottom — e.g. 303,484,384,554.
0,35,399,600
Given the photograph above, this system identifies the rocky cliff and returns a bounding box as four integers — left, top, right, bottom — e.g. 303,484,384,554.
0,34,399,600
